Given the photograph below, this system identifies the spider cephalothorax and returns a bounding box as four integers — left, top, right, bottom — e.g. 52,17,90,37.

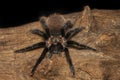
15,14,96,76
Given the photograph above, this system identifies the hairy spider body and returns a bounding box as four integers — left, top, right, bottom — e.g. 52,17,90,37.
15,14,96,76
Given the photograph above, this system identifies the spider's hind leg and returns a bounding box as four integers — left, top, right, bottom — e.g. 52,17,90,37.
40,17,50,37
30,29,48,39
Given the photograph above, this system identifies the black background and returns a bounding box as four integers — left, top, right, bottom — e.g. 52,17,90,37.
0,0,120,27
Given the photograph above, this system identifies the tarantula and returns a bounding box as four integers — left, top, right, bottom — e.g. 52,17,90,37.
15,14,96,76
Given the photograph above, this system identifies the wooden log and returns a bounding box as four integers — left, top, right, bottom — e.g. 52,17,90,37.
0,6,120,80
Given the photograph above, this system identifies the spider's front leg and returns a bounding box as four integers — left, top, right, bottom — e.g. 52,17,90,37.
47,43,63,58
15,42,46,53
31,47,48,76
47,44,54,58
67,40,96,51
57,43,64,57
64,48,75,76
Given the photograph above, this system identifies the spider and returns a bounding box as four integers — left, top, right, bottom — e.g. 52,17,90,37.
15,14,96,76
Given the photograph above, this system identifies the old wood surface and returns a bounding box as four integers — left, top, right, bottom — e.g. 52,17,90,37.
0,6,120,80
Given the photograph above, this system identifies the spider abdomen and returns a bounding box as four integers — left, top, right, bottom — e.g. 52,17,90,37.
46,14,66,35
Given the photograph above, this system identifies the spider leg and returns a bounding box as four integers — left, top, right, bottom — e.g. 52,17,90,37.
31,47,48,76
61,20,73,37
47,43,63,58
47,44,54,58
64,48,75,76
40,17,50,37
65,27,84,40
57,43,63,57
47,52,53,59
67,40,96,51
30,29,48,39
15,42,46,53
